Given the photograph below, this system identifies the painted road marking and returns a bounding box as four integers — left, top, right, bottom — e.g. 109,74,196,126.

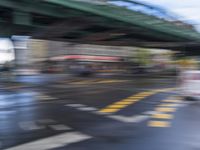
19,119,72,132
94,108,118,113
66,104,105,114
154,88,176,92
77,107,98,111
96,79,127,84
37,94,57,100
68,79,128,85
105,104,129,109
148,121,171,127
151,113,174,119
5,132,91,150
147,96,185,128
19,121,45,131
99,88,175,113
71,80,94,85
66,103,152,123
114,101,134,105
155,107,176,112
158,103,179,107
162,99,182,103
66,104,86,107
108,115,149,123
49,124,72,131
93,111,110,115
143,111,157,115
4,86,24,90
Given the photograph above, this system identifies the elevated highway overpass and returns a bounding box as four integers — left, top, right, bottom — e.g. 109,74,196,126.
0,0,200,54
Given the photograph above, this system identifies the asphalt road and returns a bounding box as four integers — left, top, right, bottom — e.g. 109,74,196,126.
0,75,200,150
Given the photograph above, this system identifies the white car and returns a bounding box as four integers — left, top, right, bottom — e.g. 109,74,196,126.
179,70,200,100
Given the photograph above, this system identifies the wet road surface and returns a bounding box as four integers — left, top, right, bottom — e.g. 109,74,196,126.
0,75,200,150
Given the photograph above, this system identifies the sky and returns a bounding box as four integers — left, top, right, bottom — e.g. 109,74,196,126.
135,0,200,31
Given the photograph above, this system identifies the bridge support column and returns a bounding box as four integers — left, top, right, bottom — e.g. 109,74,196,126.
11,36,31,70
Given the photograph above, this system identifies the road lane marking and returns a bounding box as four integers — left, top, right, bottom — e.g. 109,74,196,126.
69,79,128,85
37,94,57,100
154,88,176,92
155,107,176,112
114,101,134,105
71,80,93,85
151,113,174,119
122,98,138,102
93,111,110,115
147,96,185,128
108,115,149,123
66,104,86,107
96,79,128,84
19,121,45,131
158,103,179,107
5,132,91,150
162,99,181,103
99,88,175,113
71,101,181,125
96,80,117,84
77,107,98,111
105,104,129,109
148,121,171,127
49,124,72,131
65,103,152,123
98,108,119,113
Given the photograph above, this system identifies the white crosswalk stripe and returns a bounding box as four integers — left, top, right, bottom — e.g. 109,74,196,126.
76,107,98,111
19,121,45,131
66,104,86,107
107,114,149,123
49,124,72,131
5,132,91,150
